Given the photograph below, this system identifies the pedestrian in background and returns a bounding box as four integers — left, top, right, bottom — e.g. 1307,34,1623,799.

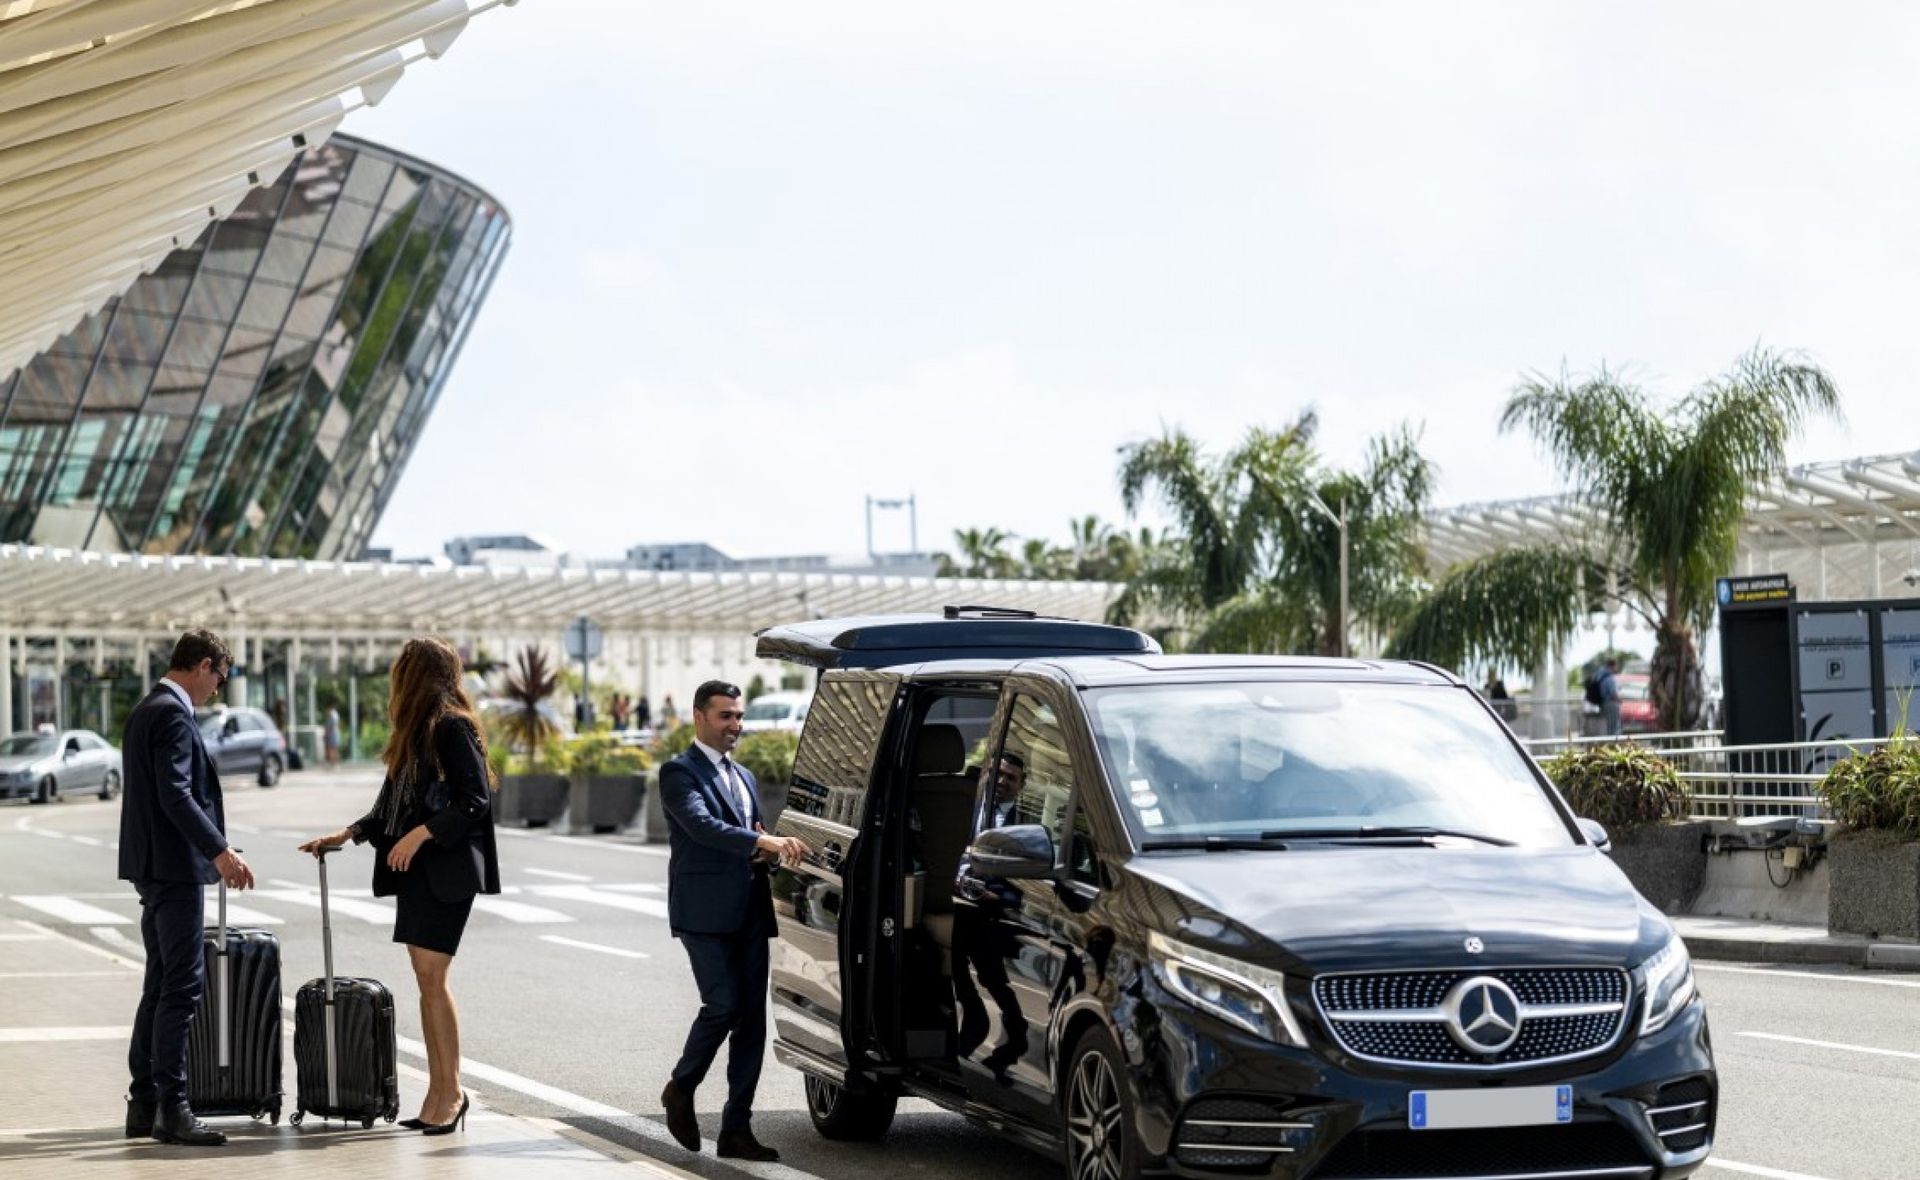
323,706,341,768
1599,659,1623,736
299,636,501,1134
119,628,255,1147
657,680,809,1161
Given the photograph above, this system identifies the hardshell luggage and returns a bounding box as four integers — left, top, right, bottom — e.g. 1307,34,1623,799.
187,882,284,1122
291,848,399,1128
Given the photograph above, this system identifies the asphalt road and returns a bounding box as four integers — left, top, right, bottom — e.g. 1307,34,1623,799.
4,772,1917,1180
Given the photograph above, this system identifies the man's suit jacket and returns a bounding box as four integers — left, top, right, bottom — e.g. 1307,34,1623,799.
659,746,772,937
117,685,226,885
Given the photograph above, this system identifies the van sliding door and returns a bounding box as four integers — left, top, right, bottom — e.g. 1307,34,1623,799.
769,670,903,1074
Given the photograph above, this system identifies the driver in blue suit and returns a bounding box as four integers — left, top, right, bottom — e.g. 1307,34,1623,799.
657,679,809,1163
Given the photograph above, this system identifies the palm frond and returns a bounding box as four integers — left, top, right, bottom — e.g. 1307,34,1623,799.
1386,547,1591,672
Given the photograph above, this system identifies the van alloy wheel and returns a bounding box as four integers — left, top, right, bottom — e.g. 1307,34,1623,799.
1067,1043,1125,1180
802,1074,897,1140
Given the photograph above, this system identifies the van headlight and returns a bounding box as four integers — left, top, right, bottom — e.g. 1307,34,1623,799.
1638,932,1696,1036
1148,931,1306,1047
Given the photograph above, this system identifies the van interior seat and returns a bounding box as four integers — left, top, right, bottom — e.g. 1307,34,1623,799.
912,723,978,967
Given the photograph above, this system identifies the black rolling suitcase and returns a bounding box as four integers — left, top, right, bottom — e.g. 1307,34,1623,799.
291,848,399,1128
187,882,284,1122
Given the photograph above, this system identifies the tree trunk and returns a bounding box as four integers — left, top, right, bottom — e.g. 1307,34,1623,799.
1649,626,1705,731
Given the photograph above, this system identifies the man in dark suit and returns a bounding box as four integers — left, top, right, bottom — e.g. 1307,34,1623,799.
118,629,255,1147
658,680,809,1162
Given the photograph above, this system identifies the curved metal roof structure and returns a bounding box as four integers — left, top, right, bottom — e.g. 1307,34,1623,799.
1424,451,1920,601
0,0,513,379
0,544,1123,637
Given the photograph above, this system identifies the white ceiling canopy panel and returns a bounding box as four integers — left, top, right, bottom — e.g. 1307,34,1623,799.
0,0,512,378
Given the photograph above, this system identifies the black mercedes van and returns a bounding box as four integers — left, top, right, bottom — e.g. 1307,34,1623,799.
760,609,1714,1180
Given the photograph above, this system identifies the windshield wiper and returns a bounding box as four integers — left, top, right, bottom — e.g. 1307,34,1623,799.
1140,836,1292,852
1258,826,1515,847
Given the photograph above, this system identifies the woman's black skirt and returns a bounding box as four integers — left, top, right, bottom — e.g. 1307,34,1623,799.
391,871,475,956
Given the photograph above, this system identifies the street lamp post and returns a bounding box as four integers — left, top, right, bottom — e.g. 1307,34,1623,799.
1304,491,1349,658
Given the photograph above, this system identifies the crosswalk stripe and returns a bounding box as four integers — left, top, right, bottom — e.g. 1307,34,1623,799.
199,891,285,927
250,888,394,925
11,896,132,925
471,898,573,924
539,935,649,959
528,884,669,920
0,1027,126,1042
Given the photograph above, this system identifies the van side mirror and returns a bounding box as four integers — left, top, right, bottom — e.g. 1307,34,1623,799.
1577,817,1612,854
966,824,1058,879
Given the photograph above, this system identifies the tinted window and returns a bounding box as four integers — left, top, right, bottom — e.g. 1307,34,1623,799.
988,695,1077,863
789,672,897,827
1086,681,1573,848
0,736,55,757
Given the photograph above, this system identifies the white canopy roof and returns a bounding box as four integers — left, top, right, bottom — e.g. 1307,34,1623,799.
1424,451,1920,601
0,0,512,378
0,544,1123,638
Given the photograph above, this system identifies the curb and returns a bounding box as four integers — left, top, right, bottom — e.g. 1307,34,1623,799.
1683,931,1920,969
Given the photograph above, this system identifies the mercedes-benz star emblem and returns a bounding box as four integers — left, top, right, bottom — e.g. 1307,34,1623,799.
1464,937,1484,955
1443,975,1523,1055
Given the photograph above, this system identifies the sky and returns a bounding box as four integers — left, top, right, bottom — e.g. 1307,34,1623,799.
352,1,1920,564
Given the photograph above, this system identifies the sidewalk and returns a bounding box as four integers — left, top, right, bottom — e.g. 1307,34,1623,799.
0,917,691,1180
1675,914,1920,969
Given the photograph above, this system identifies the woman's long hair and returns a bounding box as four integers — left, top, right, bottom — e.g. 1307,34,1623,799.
384,636,497,791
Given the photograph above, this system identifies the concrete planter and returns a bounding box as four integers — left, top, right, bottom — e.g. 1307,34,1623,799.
568,774,647,835
1609,821,1710,914
497,773,569,828
637,771,785,843
1828,832,1920,940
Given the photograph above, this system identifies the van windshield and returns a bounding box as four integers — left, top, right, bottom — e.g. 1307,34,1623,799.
1085,681,1574,849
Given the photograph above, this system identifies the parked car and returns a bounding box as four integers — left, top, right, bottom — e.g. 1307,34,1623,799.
1616,672,1660,733
757,609,1716,1180
195,706,288,786
741,690,812,733
0,729,123,803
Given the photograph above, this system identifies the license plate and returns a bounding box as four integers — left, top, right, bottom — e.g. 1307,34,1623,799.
1409,1085,1573,1130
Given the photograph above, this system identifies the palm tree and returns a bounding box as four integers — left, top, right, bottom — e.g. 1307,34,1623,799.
939,526,1018,578
1111,412,1435,655
502,645,560,763
1388,348,1841,729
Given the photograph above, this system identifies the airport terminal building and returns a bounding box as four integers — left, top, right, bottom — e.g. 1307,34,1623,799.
0,135,510,562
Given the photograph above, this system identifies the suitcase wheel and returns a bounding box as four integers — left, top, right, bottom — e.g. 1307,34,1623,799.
361,1117,375,1130
385,1114,396,1124
289,1110,304,1127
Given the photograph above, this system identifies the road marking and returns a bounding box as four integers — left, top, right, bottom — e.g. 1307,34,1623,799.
1737,1031,1920,1063
495,827,538,839
472,897,574,924
599,882,665,894
0,971,124,979
528,884,669,919
91,927,145,961
0,932,52,942
544,835,670,858
10,895,132,924
29,829,65,841
251,887,394,925
227,822,261,834
525,867,592,882
199,890,285,926
1697,962,1920,990
540,935,650,959
1703,1160,1840,1180
0,1027,125,1042
67,835,102,847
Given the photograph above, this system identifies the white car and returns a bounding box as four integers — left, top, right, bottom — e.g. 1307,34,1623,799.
740,691,811,733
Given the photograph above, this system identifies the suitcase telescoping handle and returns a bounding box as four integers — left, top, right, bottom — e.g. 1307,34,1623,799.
315,846,339,1111
216,874,231,1072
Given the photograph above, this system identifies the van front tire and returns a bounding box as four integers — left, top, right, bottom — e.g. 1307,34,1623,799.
803,1074,896,1141
1064,1025,1143,1180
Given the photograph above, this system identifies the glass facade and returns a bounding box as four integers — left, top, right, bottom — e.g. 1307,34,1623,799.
0,135,510,560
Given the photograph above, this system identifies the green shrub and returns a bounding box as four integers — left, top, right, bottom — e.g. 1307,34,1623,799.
736,731,799,786
649,722,695,762
1539,745,1688,830
566,732,651,777
1818,737,1920,839
501,737,569,777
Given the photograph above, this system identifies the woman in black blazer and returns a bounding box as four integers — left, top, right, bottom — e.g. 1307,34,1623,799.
299,636,500,1134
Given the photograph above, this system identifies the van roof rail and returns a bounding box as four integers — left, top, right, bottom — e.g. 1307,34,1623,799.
942,605,1040,620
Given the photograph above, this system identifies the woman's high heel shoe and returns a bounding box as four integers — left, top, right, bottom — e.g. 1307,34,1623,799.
397,1117,427,1130
420,1092,469,1136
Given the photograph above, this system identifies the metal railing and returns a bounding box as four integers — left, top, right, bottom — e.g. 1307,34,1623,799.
1524,731,1892,822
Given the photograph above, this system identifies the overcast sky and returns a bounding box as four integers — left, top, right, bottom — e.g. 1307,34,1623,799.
352,1,1920,564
